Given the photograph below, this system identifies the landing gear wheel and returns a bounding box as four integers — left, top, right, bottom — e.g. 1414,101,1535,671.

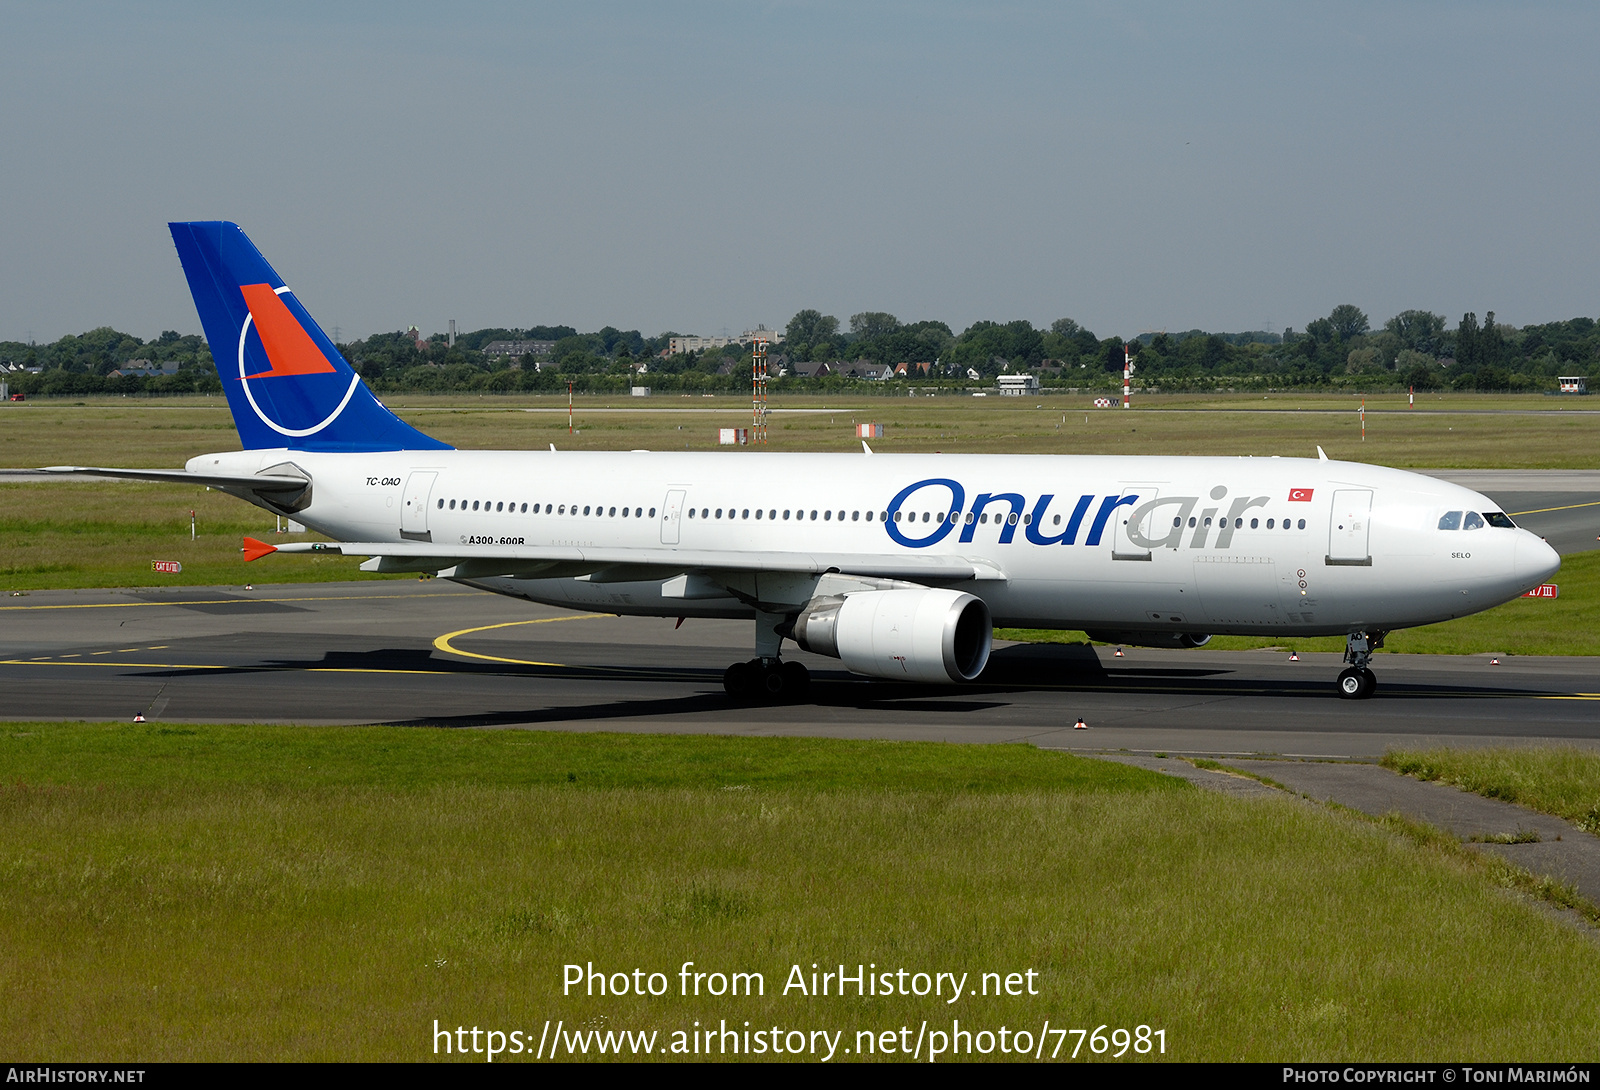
760,664,788,698
723,660,756,698
1337,667,1373,700
780,660,811,699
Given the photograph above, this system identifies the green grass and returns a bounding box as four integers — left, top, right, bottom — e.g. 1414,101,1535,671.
999,548,1600,657
1383,746,1600,832
3,726,1600,1061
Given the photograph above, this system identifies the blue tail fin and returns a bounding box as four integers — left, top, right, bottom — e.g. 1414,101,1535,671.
169,221,451,452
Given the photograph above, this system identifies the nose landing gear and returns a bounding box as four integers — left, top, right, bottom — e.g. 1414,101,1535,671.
1337,630,1386,699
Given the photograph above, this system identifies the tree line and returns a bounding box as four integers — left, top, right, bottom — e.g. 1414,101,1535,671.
3,304,1594,398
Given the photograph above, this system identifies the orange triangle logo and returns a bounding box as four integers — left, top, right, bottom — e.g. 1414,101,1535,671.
240,284,338,378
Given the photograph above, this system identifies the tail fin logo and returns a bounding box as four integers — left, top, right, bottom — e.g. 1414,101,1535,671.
236,284,361,438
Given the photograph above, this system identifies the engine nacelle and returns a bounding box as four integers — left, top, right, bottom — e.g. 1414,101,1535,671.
791,588,992,683
1084,630,1211,649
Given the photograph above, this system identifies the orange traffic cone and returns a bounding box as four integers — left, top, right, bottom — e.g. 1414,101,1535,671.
1074,717,1087,730
1114,647,1124,657
1289,652,1299,662
1490,658,1500,665
133,714,145,722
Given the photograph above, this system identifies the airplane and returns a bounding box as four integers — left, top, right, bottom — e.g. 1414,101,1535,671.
47,222,1561,701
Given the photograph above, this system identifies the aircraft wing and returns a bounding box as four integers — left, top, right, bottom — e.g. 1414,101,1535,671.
244,537,1007,584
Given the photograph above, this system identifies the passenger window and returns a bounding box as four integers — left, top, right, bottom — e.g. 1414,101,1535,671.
1438,511,1462,531
688,509,696,519
609,507,616,517
756,509,763,519
649,508,656,517
1249,518,1258,528
1007,512,1018,525
979,513,988,524
472,501,480,511
449,499,456,510
436,498,443,509
1056,515,1064,526
521,503,528,513
702,509,709,519
1266,518,1273,528
621,507,628,517
852,511,860,521
583,505,591,516
893,512,902,522
770,510,777,520
1297,519,1306,529
742,509,750,519
1463,512,1485,530
1235,518,1243,528
866,511,874,521
1188,517,1196,527
495,502,502,512
715,508,723,519
810,510,818,520
824,510,832,521
783,510,790,520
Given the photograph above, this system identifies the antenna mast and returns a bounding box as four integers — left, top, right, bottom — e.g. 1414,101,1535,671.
752,334,769,444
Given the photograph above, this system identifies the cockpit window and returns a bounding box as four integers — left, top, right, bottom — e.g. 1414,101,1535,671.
1484,512,1516,528
1463,511,1485,530
1438,511,1462,531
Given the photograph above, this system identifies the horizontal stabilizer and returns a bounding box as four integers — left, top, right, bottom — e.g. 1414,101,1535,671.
242,536,278,562
40,466,311,492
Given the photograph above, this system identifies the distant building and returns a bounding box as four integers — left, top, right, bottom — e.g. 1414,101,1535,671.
999,374,1041,395
110,359,181,378
1558,376,1589,394
482,340,554,359
667,327,785,355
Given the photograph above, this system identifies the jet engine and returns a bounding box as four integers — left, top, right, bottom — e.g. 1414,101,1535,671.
1084,631,1211,649
791,588,992,683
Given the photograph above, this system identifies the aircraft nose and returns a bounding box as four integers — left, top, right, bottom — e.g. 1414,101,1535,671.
1515,531,1561,586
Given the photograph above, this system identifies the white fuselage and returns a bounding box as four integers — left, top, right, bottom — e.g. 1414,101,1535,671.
191,447,1561,637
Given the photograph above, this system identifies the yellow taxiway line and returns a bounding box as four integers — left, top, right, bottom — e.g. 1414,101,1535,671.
430,613,612,667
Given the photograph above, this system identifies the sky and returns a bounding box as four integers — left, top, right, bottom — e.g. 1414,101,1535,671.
2,1,1598,345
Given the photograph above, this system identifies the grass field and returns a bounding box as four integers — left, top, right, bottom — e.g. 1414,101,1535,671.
1384,747,1600,831
3,726,1599,1061
2,390,1597,464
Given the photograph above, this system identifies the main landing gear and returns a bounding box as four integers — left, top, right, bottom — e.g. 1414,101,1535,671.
1337,630,1386,700
722,610,810,702
723,658,811,701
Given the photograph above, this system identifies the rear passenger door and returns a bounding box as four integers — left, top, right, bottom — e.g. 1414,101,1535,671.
661,489,686,544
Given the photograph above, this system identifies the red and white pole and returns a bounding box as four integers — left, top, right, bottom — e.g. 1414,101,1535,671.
1122,344,1131,409
1409,385,1414,409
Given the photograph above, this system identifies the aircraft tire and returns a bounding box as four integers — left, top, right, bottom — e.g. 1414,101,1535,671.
1361,669,1378,698
1337,667,1370,700
723,660,756,698
760,665,788,698
780,660,811,700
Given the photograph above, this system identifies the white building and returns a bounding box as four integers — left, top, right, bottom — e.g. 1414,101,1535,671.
998,373,1040,395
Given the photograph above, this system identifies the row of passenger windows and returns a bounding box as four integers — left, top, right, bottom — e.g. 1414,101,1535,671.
1172,516,1307,530
1438,511,1515,530
432,497,1313,532
438,498,657,519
